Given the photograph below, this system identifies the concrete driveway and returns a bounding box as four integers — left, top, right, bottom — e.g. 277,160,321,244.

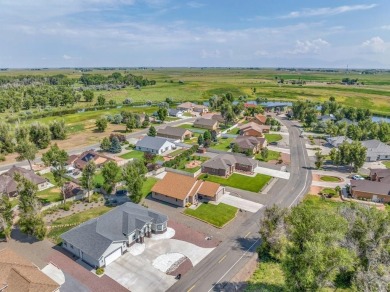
254,166,290,179
105,238,214,292
219,193,264,213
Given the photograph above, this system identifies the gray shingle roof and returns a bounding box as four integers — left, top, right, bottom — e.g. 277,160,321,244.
362,139,390,158
202,153,257,170
61,203,168,259
169,109,182,116
136,136,173,151
326,136,352,147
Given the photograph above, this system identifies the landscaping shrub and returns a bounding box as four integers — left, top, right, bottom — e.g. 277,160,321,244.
96,267,104,275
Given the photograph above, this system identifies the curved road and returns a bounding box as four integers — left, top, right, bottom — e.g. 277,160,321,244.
168,118,312,292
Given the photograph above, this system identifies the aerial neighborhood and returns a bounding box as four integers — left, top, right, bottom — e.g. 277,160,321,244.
0,69,389,292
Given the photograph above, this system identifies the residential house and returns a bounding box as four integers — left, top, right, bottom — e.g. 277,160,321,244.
361,139,390,161
0,248,60,292
350,179,390,203
317,114,336,123
64,182,86,199
61,203,168,268
177,102,196,112
370,168,390,183
326,136,352,148
201,153,258,177
168,109,183,118
69,150,114,170
0,166,49,197
239,122,269,137
251,114,267,125
211,114,225,123
135,136,176,154
192,104,208,114
233,136,266,154
157,126,192,141
151,172,225,207
193,118,219,130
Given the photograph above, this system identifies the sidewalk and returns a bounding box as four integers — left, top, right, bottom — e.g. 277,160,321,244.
254,166,290,180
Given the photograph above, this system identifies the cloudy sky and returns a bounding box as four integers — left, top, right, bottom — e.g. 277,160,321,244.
0,0,389,68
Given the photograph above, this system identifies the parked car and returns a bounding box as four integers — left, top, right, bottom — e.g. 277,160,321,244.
269,141,278,146
352,175,364,180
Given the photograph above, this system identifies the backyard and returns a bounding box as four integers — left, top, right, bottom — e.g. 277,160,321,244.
142,177,158,199
119,150,145,160
47,205,112,243
209,137,234,151
184,202,237,228
256,150,281,162
37,187,62,204
199,173,272,192
177,124,206,133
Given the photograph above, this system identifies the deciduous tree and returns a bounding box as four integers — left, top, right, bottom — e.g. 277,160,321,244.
80,161,96,202
15,140,38,170
95,117,108,132
101,161,121,194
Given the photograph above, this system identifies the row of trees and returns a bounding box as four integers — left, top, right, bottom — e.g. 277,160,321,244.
95,112,151,132
328,141,367,172
260,203,390,291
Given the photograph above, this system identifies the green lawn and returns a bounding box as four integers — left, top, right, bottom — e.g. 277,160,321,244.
226,127,239,134
303,194,343,211
48,206,112,243
199,173,271,192
142,177,158,198
209,137,234,151
383,161,390,169
184,202,237,228
174,156,208,173
177,124,206,133
246,260,285,292
66,123,85,134
93,173,104,187
119,150,145,160
10,198,19,209
37,187,62,204
320,175,342,182
256,150,281,162
40,172,56,184
264,133,283,143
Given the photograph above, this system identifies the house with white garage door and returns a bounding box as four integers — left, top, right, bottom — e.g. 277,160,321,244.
135,136,176,154
61,203,168,268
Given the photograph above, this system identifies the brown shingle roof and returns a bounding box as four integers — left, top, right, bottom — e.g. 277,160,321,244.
234,136,262,150
350,179,390,196
152,172,197,200
73,150,113,170
177,102,196,109
0,248,60,292
252,114,267,124
157,126,190,138
0,166,47,195
193,118,218,128
198,181,220,197
239,122,269,133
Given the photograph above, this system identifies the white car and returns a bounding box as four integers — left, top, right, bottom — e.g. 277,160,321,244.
352,175,364,180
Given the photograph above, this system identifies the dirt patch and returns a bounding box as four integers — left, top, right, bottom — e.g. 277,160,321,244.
309,185,323,195
281,153,290,164
312,174,321,181
185,160,202,169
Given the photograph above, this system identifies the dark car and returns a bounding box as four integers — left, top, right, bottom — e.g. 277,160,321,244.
116,190,128,196
269,141,278,146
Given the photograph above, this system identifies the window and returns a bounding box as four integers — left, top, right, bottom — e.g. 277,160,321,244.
70,245,74,249
63,242,67,247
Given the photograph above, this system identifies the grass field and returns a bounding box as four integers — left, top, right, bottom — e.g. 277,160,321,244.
320,175,342,182
256,150,281,162
210,137,233,151
264,134,283,143
119,150,145,160
48,206,112,243
184,202,237,227
199,173,271,192
37,187,62,204
142,177,158,199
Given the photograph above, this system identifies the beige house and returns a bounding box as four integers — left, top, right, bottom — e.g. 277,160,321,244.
193,118,219,130
157,126,192,141
151,172,225,207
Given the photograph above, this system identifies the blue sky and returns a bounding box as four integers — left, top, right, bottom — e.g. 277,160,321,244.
0,0,389,68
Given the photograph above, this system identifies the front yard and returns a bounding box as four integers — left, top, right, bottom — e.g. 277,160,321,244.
199,173,272,193
47,205,112,243
142,177,159,199
184,202,237,228
264,133,282,143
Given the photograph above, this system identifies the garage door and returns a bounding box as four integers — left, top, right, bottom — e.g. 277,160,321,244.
105,248,122,266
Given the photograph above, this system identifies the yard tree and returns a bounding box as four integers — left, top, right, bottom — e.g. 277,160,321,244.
80,161,97,202
49,120,67,140
346,124,363,140
83,90,94,102
122,160,147,203
101,161,121,194
349,141,367,172
42,144,69,203
15,174,46,240
157,107,168,122
148,126,157,137
95,117,108,132
232,143,239,153
283,205,353,291
259,205,288,261
97,94,106,106
225,92,234,103
109,136,122,153
143,152,156,165
112,114,123,124
0,122,15,154
261,147,269,161
15,139,38,170
203,130,212,147
197,134,204,146
15,126,30,144
339,205,390,291
126,116,136,132
29,122,51,149
0,195,13,241
221,103,235,127
314,150,325,169
100,137,111,152
329,148,341,167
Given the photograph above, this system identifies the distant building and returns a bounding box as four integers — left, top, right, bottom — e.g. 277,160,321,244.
177,102,208,114
68,150,114,170
361,139,390,161
251,114,267,125
239,122,269,136
193,118,219,130
326,136,352,148
168,109,183,118
233,136,267,154
157,126,192,141
135,136,176,154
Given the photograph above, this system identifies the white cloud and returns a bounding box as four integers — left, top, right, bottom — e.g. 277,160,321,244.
187,1,204,8
63,54,72,60
381,25,390,30
281,4,377,19
361,36,387,53
289,38,330,54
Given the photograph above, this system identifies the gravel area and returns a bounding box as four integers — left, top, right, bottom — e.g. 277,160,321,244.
153,253,186,273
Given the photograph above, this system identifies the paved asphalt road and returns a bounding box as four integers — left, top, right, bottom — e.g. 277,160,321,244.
167,117,312,292
0,117,195,172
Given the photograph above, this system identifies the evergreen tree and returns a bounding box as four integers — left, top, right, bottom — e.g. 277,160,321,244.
261,147,269,160
95,117,108,132
109,136,122,153
100,137,111,152
148,126,157,137
197,134,204,146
